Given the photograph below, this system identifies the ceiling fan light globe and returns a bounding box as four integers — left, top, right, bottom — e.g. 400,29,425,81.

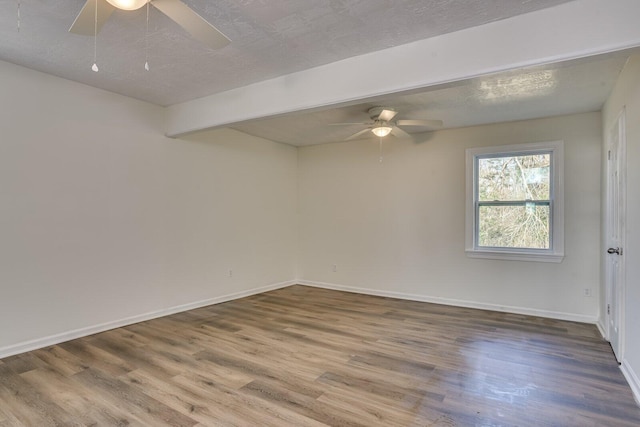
105,0,148,11
371,126,392,137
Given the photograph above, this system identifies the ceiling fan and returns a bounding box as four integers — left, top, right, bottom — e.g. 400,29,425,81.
69,0,231,50
332,107,443,140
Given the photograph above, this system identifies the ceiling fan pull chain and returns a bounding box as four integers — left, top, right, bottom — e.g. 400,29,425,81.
144,0,150,71
16,0,20,32
379,137,384,163
92,0,99,72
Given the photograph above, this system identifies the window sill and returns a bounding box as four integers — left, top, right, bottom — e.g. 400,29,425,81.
465,249,564,263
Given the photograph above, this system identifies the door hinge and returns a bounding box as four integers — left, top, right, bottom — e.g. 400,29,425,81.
608,150,611,160
607,304,611,315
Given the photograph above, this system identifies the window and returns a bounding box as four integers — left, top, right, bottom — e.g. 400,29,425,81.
465,141,564,262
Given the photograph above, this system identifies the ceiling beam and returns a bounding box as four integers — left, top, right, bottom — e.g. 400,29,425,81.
165,0,640,138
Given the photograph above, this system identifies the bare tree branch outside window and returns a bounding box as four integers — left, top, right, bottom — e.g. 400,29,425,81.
477,153,551,249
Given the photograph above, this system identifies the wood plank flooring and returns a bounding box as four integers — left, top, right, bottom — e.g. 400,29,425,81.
1,285,639,426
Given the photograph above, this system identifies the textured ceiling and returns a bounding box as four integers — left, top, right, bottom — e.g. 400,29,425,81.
0,0,575,106
231,53,630,146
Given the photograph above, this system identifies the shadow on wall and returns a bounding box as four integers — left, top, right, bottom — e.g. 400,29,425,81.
411,131,439,145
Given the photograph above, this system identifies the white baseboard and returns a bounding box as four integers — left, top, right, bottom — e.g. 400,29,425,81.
1,279,602,360
299,280,598,324
0,280,295,359
621,360,640,405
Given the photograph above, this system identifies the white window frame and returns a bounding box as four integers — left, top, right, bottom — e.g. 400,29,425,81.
465,141,564,263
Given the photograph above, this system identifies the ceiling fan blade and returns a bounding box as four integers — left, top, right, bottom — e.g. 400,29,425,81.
345,128,372,140
396,119,444,128
377,109,398,122
152,0,231,49
328,122,371,126
391,126,412,139
69,0,116,35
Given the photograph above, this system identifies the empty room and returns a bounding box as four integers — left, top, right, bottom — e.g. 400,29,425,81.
1,0,640,425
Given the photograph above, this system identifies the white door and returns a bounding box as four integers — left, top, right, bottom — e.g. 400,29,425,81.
605,110,626,362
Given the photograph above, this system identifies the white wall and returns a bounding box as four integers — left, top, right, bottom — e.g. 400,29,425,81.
603,55,640,402
0,57,610,360
0,60,298,356
298,113,602,321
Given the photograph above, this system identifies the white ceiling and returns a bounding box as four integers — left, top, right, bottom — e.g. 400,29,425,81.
0,0,575,106
230,53,630,146
2,0,637,147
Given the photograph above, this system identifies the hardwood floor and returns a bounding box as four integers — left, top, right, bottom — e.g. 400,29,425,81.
1,285,639,426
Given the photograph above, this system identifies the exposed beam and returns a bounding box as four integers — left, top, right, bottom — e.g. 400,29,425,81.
165,0,640,138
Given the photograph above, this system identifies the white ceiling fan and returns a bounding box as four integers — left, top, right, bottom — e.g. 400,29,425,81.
69,0,231,50
332,107,443,140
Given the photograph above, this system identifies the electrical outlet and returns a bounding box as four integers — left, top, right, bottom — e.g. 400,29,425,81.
583,288,592,297
332,264,337,272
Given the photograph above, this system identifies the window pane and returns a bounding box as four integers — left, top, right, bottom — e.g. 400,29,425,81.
478,154,550,201
478,204,550,249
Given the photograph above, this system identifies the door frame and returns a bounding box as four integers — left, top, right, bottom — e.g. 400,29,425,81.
604,108,626,361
